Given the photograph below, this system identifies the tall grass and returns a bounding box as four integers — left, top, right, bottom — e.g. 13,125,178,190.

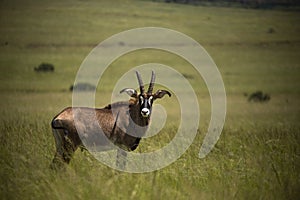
0,0,299,199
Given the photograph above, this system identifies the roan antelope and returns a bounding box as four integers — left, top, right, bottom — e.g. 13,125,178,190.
50,71,171,168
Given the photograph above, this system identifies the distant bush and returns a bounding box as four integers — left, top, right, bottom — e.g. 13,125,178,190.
267,27,275,34
248,91,270,102
69,83,96,92
34,63,54,72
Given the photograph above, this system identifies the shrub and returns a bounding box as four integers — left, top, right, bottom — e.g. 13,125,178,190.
69,83,96,92
248,91,271,102
34,63,54,72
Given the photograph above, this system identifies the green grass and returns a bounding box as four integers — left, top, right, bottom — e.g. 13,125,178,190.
0,0,299,199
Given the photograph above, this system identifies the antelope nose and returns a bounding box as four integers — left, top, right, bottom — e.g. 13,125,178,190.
141,108,150,117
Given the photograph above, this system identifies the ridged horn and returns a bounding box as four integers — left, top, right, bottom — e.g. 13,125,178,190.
147,71,155,94
136,71,145,94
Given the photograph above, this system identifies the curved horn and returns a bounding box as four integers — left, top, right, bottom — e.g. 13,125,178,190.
147,71,155,94
136,71,145,94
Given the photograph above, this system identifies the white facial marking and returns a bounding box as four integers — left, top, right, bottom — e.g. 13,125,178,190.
141,108,150,117
149,96,153,104
140,96,144,104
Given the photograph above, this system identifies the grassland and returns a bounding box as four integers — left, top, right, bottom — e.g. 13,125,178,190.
0,0,299,199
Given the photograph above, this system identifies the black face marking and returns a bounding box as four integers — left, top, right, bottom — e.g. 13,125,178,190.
139,95,154,118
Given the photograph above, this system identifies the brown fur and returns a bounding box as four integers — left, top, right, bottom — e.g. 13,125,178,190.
50,100,148,167
50,72,171,169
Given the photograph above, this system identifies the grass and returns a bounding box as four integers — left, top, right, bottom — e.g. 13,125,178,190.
0,0,299,199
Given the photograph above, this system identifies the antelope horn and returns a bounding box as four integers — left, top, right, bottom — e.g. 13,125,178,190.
147,71,155,94
136,71,145,94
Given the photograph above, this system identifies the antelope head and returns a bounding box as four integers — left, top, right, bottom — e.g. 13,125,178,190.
120,71,171,118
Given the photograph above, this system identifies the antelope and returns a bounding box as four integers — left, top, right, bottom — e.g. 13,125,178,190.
50,71,171,168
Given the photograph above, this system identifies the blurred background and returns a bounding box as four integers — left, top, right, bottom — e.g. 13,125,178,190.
0,0,299,199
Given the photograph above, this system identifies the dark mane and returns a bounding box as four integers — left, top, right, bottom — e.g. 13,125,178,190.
103,101,133,110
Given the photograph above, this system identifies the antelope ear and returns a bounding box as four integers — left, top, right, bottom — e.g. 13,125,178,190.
120,88,137,98
154,90,171,99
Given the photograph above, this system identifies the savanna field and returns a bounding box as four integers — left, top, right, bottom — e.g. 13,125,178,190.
0,0,299,199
